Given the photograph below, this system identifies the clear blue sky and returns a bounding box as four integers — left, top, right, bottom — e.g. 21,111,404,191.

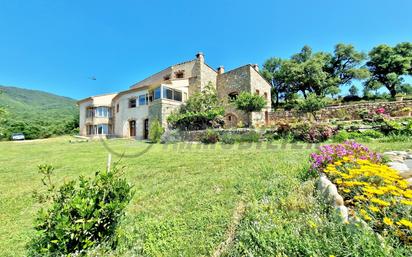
1,0,411,100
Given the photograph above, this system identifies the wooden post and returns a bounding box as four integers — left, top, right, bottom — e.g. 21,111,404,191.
107,153,112,172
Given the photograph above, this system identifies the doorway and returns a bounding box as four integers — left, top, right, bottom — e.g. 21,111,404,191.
265,111,269,125
143,119,149,139
129,120,136,137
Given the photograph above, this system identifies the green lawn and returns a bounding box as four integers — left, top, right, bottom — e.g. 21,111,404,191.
0,137,411,256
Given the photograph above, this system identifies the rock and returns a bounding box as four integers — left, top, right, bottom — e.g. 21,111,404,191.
317,176,332,192
406,154,412,159
389,156,405,163
383,151,398,156
326,184,338,197
407,178,412,188
387,162,410,172
336,206,348,222
333,194,344,206
399,170,412,179
392,151,408,156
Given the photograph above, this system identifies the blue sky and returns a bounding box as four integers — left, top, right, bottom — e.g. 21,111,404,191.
0,0,411,100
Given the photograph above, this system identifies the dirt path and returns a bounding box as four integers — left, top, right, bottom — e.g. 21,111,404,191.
212,200,245,257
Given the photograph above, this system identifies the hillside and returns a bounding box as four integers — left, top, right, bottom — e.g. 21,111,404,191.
0,86,78,139
0,86,78,122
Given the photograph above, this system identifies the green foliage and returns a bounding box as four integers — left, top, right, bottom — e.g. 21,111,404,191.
27,164,134,256
148,119,164,143
261,57,288,106
220,133,236,144
349,85,359,96
233,91,266,113
366,42,412,97
0,86,79,140
236,131,260,143
263,44,368,101
168,83,225,130
297,94,328,121
200,129,220,144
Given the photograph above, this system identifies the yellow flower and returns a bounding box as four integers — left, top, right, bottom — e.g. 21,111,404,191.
343,188,351,193
400,199,412,206
397,219,412,229
383,217,393,226
370,198,390,207
368,205,379,213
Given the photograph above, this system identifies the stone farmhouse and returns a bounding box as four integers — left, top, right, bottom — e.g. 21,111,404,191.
77,53,271,139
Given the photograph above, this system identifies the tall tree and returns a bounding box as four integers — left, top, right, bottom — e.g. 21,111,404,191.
365,42,412,97
261,57,288,106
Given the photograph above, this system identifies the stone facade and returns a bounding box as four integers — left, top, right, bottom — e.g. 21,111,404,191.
217,65,271,127
77,53,272,139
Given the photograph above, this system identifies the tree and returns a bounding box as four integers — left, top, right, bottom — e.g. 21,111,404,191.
234,91,267,113
365,42,412,97
325,44,369,88
298,94,327,121
167,82,225,130
398,83,412,95
234,92,266,127
349,85,359,96
262,44,368,102
261,57,288,107
149,119,164,143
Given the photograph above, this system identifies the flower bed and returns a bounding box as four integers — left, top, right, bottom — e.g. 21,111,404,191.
311,141,412,245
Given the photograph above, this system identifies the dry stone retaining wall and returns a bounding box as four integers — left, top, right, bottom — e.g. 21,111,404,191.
269,100,412,124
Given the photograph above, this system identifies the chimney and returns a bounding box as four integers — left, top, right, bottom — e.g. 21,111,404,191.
196,52,204,63
252,64,259,72
217,66,225,74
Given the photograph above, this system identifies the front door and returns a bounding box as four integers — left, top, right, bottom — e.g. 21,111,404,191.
129,120,136,137
143,119,149,139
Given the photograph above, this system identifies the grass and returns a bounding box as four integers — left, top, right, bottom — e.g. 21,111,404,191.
0,137,411,256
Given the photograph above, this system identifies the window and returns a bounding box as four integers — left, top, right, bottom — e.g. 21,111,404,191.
264,92,268,100
255,89,260,95
228,92,239,101
86,108,94,118
154,87,161,100
139,94,147,105
175,70,184,78
162,86,183,102
174,90,182,101
163,87,173,99
87,125,94,135
94,107,110,118
129,98,137,108
116,103,119,113
95,124,109,135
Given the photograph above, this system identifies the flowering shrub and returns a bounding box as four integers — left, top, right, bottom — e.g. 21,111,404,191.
324,159,412,244
310,141,382,172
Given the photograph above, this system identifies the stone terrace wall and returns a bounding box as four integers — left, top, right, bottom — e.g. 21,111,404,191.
269,100,412,124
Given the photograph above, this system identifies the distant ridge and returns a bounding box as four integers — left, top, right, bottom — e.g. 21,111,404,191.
0,85,78,122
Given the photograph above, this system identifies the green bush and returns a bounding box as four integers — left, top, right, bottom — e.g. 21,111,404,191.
361,129,384,139
236,131,260,143
149,119,165,143
332,130,350,142
167,82,225,130
233,92,267,113
220,133,237,144
200,129,220,144
27,164,134,256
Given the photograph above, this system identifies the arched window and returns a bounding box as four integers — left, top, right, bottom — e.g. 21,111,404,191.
228,92,239,101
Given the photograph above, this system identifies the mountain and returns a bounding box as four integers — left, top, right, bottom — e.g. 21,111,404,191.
0,86,78,122
0,86,78,139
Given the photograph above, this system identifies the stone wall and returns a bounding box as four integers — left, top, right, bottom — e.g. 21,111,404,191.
269,100,412,124
216,65,272,127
